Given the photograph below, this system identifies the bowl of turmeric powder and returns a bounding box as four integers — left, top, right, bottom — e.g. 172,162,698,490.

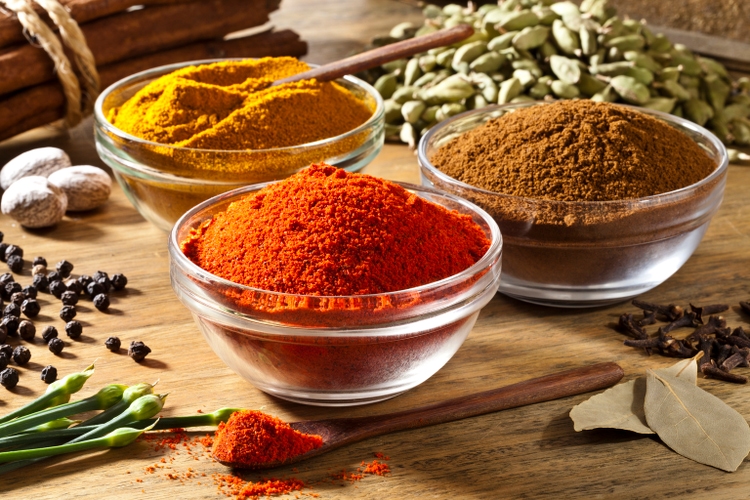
419,100,728,307
169,164,503,406
94,57,384,232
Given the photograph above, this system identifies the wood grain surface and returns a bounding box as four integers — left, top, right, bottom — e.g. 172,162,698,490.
1,1,750,498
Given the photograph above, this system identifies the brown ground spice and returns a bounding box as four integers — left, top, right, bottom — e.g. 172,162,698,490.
430,100,716,202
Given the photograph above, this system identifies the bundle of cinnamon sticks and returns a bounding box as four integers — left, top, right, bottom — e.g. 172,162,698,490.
0,0,308,142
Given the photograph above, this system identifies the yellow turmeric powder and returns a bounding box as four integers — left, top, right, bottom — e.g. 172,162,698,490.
108,57,374,151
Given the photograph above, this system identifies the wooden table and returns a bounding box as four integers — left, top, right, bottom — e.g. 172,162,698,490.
2,1,750,498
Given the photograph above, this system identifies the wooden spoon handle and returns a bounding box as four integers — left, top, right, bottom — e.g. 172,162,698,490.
273,24,475,86
300,362,623,446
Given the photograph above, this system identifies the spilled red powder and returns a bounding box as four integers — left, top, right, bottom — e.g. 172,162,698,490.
238,478,305,499
212,410,323,467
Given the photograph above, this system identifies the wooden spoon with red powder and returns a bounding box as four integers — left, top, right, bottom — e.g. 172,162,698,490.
212,362,623,470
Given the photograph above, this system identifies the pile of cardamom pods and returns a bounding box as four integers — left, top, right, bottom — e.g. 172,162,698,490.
361,0,750,157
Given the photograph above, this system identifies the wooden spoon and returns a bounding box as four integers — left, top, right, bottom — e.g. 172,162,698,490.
272,24,475,86
214,362,623,469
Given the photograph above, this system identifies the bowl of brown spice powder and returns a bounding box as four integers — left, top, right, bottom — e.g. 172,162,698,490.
95,57,384,232
419,100,728,307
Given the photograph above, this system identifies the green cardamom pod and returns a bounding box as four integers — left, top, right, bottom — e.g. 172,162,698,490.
466,94,489,110
731,94,750,106
679,74,701,89
416,24,438,37
399,122,417,148
591,84,618,102
722,103,750,121
657,67,681,82
389,22,417,40
421,105,439,123
551,19,580,55
436,48,457,68
589,49,606,68
513,69,537,88
498,77,524,103
737,77,750,92
624,66,654,86
581,0,615,22
512,26,550,50
384,123,401,139
528,79,552,99
482,8,509,33
697,56,730,80
497,10,540,31
672,105,684,118
452,41,488,71
590,61,633,77
606,46,623,62
471,72,500,102
488,31,519,52
642,97,677,113
392,86,418,104
423,4,442,19
511,59,543,78
404,58,423,87
510,95,536,104
531,6,559,26
623,51,662,72
469,51,507,73
550,80,581,99
413,71,437,88
731,119,750,145
579,25,598,56
549,1,581,19
683,98,714,126
703,73,731,113
538,40,558,59
422,75,475,104
436,102,466,122
609,75,650,104
622,19,642,33
383,99,403,124
381,59,408,75
401,100,426,124
418,54,437,73
669,52,702,76
577,73,607,96
549,55,581,84
443,4,464,16
374,73,399,99
708,119,733,145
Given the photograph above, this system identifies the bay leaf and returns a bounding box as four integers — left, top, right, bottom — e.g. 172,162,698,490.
570,357,699,434
644,370,750,472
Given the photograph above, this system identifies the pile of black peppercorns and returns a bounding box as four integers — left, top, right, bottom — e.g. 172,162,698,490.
0,231,149,390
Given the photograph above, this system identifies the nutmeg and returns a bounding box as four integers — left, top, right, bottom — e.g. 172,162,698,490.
0,147,70,190
0,176,68,228
47,166,112,211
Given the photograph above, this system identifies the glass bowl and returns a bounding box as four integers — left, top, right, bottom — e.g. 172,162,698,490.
418,102,728,307
94,59,385,232
168,181,503,406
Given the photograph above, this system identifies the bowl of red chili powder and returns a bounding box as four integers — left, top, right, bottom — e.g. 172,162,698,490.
169,164,502,406
419,100,728,307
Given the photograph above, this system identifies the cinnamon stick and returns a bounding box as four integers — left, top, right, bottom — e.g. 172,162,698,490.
0,29,308,142
0,0,194,50
0,0,277,97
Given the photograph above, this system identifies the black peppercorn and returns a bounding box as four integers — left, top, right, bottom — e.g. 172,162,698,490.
12,345,30,365
18,320,35,341
96,276,112,293
48,337,64,355
20,298,40,318
77,274,93,288
55,260,74,278
32,264,46,276
4,245,21,261
1,316,19,337
93,270,109,282
59,305,76,322
128,341,151,362
22,285,37,299
0,325,6,344
0,344,11,358
3,281,21,301
0,231,3,243
49,280,66,299
65,320,82,339
0,273,13,286
93,293,110,312
47,270,61,283
3,303,20,318
0,367,19,388
6,254,23,273
0,352,7,370
41,365,57,384
32,256,47,267
32,273,49,292
60,290,78,306
65,279,82,295
10,292,24,305
41,325,58,343
85,281,104,297
111,273,128,291
104,336,121,352
0,244,6,262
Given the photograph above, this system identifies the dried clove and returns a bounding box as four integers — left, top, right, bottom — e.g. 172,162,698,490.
637,310,657,327
716,344,733,368
686,315,728,343
690,303,729,324
632,299,684,321
721,351,750,372
618,313,648,340
661,311,698,334
722,335,750,350
732,326,750,341
624,337,660,349
701,364,749,384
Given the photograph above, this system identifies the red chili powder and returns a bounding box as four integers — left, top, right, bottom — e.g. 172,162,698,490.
237,478,305,499
181,163,490,296
212,410,323,467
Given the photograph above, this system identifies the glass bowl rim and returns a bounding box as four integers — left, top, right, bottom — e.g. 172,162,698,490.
168,178,503,303
94,57,385,155
417,101,729,209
